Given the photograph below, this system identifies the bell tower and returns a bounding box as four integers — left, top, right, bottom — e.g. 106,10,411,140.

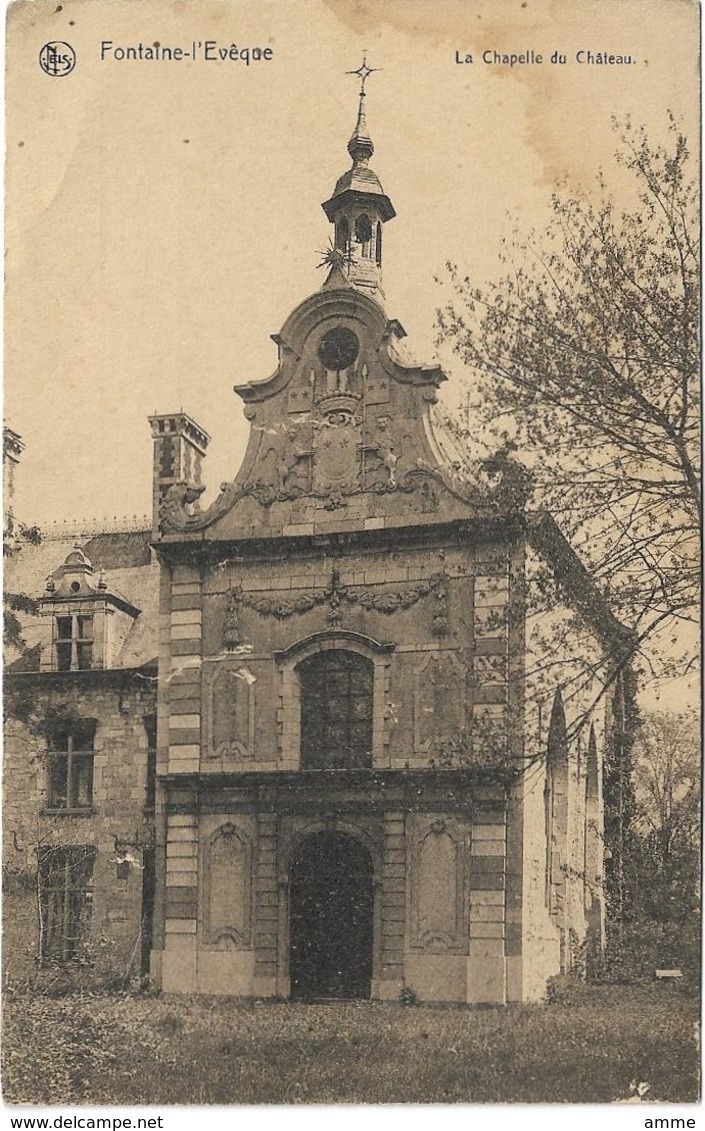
321,57,395,299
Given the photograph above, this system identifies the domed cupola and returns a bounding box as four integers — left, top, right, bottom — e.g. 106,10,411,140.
321,56,395,299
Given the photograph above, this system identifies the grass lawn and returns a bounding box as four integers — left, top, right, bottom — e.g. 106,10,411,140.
2,982,699,1105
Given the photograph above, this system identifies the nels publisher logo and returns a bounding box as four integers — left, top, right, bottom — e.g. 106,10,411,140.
39,41,76,76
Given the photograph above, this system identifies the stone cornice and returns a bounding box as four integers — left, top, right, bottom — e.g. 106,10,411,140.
152,514,526,559
161,766,515,800
4,661,157,686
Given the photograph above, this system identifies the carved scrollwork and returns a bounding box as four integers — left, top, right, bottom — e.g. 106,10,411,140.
350,573,448,628
159,399,533,535
242,481,308,508
160,479,248,532
322,486,348,510
243,590,321,619
160,481,206,528
223,582,325,636
372,476,416,496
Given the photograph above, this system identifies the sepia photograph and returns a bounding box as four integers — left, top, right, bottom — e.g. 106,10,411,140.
2,0,700,1109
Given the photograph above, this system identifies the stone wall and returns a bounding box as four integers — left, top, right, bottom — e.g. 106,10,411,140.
152,527,535,1002
521,545,609,980
3,678,155,987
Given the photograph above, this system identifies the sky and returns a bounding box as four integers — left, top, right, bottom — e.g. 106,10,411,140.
6,0,699,529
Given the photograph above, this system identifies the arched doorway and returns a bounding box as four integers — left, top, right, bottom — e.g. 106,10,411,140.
289,830,374,1000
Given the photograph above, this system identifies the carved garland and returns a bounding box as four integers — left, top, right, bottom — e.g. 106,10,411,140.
223,568,449,647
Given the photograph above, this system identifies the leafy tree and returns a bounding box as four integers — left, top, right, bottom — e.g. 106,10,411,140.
4,425,42,653
4,518,41,652
607,708,701,980
436,116,700,681
631,708,700,923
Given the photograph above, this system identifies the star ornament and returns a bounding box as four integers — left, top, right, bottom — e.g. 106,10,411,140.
317,240,355,272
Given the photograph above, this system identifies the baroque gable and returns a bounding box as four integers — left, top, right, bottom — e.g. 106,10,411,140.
155,286,534,540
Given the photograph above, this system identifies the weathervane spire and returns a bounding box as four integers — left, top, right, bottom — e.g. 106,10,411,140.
345,51,380,165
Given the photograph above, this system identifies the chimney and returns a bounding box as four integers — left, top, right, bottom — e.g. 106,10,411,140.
149,413,210,535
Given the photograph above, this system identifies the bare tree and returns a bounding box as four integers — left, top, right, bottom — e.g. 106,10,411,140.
436,116,700,681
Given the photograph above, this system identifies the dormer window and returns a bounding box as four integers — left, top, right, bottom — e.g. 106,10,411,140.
55,614,93,671
39,544,140,673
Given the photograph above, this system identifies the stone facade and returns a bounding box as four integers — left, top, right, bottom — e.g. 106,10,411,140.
146,506,620,1003
4,679,155,985
3,81,634,1003
3,528,158,987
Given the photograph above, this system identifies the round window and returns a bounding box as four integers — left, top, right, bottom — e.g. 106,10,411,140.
317,327,360,371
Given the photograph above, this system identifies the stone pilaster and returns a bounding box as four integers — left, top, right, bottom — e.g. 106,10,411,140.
253,813,279,996
374,810,405,998
467,807,507,1003
161,813,198,992
166,566,203,774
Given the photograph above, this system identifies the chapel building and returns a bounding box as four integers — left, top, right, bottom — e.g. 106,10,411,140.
3,77,636,1003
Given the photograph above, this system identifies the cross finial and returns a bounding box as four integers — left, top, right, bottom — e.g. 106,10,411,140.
345,52,379,165
346,51,381,98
